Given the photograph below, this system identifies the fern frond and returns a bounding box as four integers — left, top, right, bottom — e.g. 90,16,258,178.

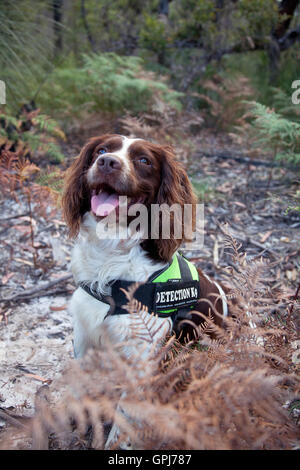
120,284,168,345
31,114,66,141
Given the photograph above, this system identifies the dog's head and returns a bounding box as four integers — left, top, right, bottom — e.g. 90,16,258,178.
62,134,197,261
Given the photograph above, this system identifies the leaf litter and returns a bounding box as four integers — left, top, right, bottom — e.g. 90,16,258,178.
0,136,299,448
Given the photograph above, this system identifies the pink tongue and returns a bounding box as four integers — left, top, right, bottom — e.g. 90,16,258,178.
91,191,119,217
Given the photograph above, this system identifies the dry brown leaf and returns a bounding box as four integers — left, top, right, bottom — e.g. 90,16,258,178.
286,269,297,281
260,231,273,243
25,374,52,385
218,182,232,193
213,240,219,267
53,219,66,227
14,258,34,266
50,305,67,312
219,161,232,168
14,225,31,234
232,201,247,208
2,273,14,285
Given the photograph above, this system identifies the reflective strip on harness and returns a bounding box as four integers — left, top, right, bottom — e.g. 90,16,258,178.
154,280,200,311
151,253,199,315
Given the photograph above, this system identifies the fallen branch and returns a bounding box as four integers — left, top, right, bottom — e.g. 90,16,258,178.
0,408,30,430
11,287,73,303
245,237,278,258
0,273,73,304
0,212,30,223
198,152,298,170
289,280,300,318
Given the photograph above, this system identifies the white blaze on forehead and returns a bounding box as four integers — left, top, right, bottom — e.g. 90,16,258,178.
113,136,143,172
87,136,143,183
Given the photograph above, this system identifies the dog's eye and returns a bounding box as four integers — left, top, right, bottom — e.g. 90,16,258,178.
98,148,107,155
138,157,151,166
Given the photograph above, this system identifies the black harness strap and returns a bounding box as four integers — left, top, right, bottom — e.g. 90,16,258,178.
79,282,112,306
111,280,156,315
177,252,193,281
79,281,157,315
78,254,200,320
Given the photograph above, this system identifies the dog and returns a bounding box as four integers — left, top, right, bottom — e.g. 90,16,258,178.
62,134,229,448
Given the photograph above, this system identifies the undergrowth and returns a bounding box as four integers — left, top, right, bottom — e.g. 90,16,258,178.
243,101,300,165
36,53,183,128
197,74,255,132
0,150,64,268
119,101,203,168
1,228,299,450
0,104,66,163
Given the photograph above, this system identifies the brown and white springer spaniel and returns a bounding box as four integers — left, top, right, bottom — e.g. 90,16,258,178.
62,134,229,448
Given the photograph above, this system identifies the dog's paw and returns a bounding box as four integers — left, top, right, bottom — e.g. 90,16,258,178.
104,422,119,450
104,423,134,450
118,437,133,450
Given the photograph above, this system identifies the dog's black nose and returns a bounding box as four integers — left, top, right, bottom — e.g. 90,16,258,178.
97,155,122,172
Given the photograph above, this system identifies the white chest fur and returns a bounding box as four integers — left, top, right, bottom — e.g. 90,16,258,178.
69,213,171,358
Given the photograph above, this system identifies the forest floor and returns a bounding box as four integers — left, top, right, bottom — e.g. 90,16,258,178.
0,130,299,446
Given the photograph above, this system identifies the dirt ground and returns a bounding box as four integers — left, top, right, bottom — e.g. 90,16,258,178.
0,194,74,429
0,141,299,440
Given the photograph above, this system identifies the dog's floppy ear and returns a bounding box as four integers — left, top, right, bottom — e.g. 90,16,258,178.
62,136,108,237
154,145,197,261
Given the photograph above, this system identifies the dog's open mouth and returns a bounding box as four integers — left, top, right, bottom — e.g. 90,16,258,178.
91,188,143,217
91,190,120,217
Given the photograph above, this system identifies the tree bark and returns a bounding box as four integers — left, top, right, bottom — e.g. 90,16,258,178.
268,0,300,82
158,0,172,16
274,0,300,39
80,0,96,52
52,0,63,57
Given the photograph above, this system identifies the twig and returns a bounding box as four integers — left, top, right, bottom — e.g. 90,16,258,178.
0,273,73,304
0,408,30,429
0,212,30,223
198,151,297,170
24,189,37,267
245,237,278,258
289,280,300,318
215,219,278,258
0,227,10,237
12,287,73,302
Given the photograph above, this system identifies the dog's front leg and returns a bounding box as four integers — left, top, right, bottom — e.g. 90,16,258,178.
104,391,135,450
70,288,110,358
103,314,172,450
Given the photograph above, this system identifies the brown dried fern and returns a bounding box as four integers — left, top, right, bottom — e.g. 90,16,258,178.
1,232,299,450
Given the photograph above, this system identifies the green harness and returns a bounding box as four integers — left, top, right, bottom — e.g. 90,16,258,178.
79,253,200,320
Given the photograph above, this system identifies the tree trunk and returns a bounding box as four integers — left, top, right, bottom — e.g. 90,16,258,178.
52,0,63,57
269,0,300,83
80,0,96,52
274,0,300,39
158,0,171,16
